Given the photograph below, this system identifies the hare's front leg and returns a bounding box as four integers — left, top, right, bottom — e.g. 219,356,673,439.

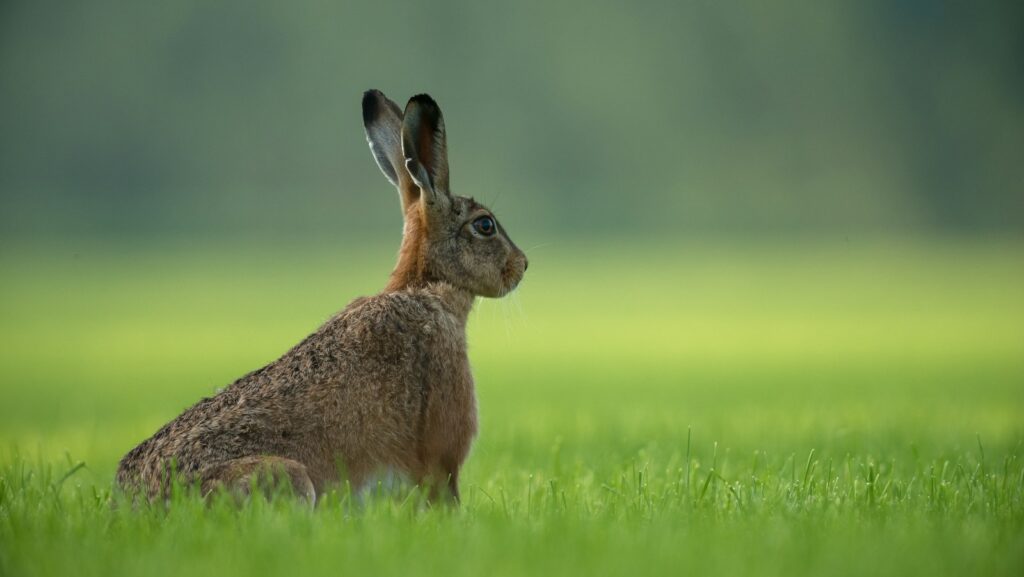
444,465,461,503
201,456,316,503
414,454,462,504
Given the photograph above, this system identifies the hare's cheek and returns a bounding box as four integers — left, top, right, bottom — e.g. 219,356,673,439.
499,259,520,292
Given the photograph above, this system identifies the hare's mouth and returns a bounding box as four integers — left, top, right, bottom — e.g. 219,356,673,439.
499,257,527,296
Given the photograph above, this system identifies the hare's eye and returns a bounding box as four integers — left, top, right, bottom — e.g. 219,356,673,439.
472,216,496,237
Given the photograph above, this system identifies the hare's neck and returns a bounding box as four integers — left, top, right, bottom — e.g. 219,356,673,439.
384,212,475,324
386,214,429,291
429,282,475,325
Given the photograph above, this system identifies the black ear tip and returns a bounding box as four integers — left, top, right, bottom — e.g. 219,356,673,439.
407,93,441,113
409,93,437,105
362,89,384,124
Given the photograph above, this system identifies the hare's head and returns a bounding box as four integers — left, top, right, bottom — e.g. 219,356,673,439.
362,90,527,297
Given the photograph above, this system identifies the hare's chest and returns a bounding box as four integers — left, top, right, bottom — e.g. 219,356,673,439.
419,321,477,461
420,366,477,467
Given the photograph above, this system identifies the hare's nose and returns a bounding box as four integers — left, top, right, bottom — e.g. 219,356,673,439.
523,258,529,272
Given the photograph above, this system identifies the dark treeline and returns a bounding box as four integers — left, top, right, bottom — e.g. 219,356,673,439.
1,0,1021,239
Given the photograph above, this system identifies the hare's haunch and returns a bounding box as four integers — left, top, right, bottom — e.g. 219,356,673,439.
116,91,528,503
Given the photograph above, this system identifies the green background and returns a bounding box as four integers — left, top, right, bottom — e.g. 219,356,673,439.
1,2,1022,576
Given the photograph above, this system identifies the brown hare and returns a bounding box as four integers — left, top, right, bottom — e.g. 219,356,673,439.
116,90,528,504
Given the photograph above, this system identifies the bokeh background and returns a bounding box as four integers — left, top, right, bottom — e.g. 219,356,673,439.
1,0,1023,488
2,0,1022,240
2,3,1024,575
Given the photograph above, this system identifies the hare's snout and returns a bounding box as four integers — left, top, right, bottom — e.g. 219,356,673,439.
500,251,528,295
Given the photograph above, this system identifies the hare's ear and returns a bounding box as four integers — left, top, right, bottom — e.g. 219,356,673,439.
402,94,450,205
362,89,418,212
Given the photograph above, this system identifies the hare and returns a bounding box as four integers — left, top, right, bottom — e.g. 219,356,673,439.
115,90,528,504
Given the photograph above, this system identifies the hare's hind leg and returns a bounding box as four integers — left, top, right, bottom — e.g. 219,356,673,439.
201,456,316,503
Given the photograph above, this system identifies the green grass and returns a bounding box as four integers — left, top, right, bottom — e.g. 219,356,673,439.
1,237,1023,576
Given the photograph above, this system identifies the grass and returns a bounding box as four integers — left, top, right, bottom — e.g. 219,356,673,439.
1,237,1023,576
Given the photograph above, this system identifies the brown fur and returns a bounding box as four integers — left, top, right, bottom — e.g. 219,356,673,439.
116,91,527,504
386,206,428,291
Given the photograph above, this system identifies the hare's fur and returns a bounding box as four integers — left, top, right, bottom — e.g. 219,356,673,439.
116,91,527,503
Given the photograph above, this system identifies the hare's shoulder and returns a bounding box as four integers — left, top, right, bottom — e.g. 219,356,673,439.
326,288,464,345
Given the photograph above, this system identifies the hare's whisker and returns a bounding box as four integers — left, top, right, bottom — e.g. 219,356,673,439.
510,291,528,325
488,188,504,210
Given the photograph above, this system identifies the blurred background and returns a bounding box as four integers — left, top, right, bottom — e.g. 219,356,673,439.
1,0,1022,241
0,0,1022,480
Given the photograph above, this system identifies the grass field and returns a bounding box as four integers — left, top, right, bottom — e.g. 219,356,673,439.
1,238,1023,576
